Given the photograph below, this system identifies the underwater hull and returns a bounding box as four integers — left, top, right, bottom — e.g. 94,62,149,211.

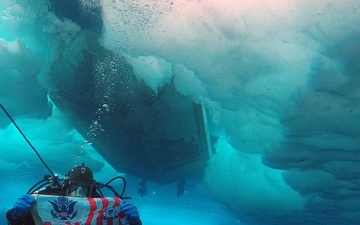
48,31,211,184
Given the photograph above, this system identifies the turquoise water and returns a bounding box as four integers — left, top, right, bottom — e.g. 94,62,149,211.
1,1,360,224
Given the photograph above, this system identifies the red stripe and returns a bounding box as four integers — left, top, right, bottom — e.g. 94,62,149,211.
97,198,109,225
118,198,126,225
86,198,97,225
107,214,114,225
65,222,81,225
114,197,120,208
118,211,125,225
106,198,121,225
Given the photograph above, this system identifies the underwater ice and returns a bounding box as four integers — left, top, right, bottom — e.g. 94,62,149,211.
1,0,360,224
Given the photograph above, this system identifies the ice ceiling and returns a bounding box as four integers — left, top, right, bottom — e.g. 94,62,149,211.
1,0,360,224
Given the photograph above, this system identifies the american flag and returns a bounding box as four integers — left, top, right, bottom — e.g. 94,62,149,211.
32,194,130,225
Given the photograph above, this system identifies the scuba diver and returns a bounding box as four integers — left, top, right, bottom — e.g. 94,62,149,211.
176,180,187,197
6,163,142,225
0,105,141,224
137,179,148,197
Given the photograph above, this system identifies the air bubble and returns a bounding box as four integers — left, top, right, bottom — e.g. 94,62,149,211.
103,104,109,111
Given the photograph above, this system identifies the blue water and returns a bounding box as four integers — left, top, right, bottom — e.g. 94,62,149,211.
1,0,360,224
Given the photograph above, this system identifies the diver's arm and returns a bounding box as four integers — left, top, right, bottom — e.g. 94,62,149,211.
6,210,34,225
132,220,142,225
7,195,36,225
129,219,142,225
121,203,142,225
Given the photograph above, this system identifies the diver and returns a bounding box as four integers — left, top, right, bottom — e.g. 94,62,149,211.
137,178,148,197
6,163,142,225
176,180,187,197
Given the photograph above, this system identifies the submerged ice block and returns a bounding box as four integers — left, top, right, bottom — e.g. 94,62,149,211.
48,31,211,184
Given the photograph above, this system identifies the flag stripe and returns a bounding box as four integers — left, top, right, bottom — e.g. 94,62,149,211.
97,198,109,225
106,197,119,225
85,198,97,225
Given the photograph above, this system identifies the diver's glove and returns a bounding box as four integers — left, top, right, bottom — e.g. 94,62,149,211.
121,203,141,225
10,194,35,219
